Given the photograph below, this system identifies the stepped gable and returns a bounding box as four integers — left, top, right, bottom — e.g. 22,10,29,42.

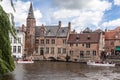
94,29,104,33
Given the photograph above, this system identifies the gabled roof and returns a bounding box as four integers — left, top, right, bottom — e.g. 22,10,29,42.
68,32,100,43
94,29,104,33
105,31,120,40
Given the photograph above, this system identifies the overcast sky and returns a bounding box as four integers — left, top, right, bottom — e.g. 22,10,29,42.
0,0,120,32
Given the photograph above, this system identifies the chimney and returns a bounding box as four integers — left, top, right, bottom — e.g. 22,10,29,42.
68,22,71,30
42,24,44,27
22,24,25,32
58,21,61,28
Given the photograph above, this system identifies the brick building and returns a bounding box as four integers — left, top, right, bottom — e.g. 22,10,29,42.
25,3,71,60
25,3,113,62
67,28,104,62
105,27,120,55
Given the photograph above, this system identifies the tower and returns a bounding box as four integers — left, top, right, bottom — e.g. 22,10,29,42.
25,2,36,56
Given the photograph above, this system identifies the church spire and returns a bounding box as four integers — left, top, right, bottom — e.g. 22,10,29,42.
28,2,34,18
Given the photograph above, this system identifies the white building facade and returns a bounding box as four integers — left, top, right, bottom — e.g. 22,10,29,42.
10,26,25,58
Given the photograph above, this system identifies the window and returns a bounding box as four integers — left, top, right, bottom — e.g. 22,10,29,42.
76,44,78,46
35,39,39,44
18,37,21,43
51,47,54,54
82,43,84,47
58,48,61,54
14,39,17,43
76,35,79,41
63,48,66,54
111,42,114,46
63,39,66,44
70,43,73,46
62,30,65,33
87,35,90,40
70,50,73,55
80,51,84,58
41,39,44,44
40,47,44,55
86,51,90,55
46,39,49,44
52,39,55,44
86,43,90,48
46,47,49,53
35,47,38,53
93,50,96,56
13,46,16,53
18,46,21,53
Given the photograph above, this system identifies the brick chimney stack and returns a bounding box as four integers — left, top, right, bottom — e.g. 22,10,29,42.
22,24,25,32
68,22,71,30
58,21,61,28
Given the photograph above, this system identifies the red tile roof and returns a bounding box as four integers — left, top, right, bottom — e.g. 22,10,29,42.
105,32,115,39
67,32,100,43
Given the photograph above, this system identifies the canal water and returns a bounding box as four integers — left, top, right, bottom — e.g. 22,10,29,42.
1,61,120,80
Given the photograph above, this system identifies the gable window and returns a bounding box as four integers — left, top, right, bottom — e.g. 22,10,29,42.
86,42,90,48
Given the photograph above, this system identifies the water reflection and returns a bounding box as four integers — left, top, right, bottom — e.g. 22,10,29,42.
1,61,120,80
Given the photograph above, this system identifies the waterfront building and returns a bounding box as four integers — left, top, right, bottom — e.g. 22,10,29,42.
10,25,25,58
67,28,103,62
105,27,120,55
25,3,71,60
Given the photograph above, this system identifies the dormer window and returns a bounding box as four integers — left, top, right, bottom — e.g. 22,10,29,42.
87,35,90,40
62,29,65,33
76,35,79,41
115,35,118,38
48,30,51,32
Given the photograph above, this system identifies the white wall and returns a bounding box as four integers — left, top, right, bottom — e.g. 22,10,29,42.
10,27,25,58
